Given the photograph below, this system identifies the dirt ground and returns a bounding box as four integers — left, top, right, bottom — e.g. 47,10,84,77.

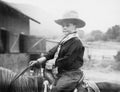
83,69,120,84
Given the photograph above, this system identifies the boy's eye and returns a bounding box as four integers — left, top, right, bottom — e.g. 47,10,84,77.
62,24,70,27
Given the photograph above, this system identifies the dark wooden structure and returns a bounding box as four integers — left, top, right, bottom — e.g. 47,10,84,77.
0,1,42,53
0,1,40,34
0,1,46,72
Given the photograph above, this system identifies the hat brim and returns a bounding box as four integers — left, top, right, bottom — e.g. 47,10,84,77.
55,18,85,28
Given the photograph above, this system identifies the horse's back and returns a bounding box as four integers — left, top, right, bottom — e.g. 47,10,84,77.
96,82,120,92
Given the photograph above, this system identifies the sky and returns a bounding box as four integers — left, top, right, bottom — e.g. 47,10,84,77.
2,0,120,36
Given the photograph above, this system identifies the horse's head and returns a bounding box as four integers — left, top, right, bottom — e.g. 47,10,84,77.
0,67,45,92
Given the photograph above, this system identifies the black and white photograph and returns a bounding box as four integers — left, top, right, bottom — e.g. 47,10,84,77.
0,0,120,92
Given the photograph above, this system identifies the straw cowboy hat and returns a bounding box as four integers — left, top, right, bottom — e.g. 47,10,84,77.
55,10,86,28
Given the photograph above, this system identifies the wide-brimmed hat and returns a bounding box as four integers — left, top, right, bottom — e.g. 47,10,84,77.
55,11,85,28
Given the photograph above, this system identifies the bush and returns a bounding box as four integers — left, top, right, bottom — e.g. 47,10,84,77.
114,51,120,62
113,51,120,71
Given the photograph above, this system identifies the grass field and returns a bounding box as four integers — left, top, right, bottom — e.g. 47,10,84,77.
83,69,120,84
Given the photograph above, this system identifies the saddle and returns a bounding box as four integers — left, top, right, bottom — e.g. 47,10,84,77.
43,69,100,92
74,77,100,92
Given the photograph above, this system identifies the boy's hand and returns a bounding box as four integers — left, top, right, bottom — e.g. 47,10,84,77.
29,57,46,68
29,60,39,67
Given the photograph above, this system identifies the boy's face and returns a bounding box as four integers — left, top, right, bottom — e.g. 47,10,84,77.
62,23,76,35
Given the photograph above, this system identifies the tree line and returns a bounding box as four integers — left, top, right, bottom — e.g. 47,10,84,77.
85,25,120,42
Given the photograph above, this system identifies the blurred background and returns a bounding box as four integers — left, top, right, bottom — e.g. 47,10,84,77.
0,0,120,83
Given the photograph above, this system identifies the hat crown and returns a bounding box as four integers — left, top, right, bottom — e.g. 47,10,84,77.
63,11,79,19
55,10,85,28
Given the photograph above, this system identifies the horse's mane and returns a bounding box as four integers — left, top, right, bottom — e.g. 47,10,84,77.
0,67,43,92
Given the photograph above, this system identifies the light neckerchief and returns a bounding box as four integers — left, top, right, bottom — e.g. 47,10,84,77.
60,32,79,44
54,32,79,59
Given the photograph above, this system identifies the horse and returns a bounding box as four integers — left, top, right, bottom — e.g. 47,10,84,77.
0,66,120,92
0,67,44,92
77,81,120,92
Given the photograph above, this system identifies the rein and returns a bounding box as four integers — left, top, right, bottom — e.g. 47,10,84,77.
9,65,32,85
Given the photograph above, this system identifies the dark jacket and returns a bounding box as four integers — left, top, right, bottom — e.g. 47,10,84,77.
44,37,85,73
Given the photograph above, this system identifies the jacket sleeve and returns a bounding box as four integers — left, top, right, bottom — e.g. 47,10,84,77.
44,45,58,60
